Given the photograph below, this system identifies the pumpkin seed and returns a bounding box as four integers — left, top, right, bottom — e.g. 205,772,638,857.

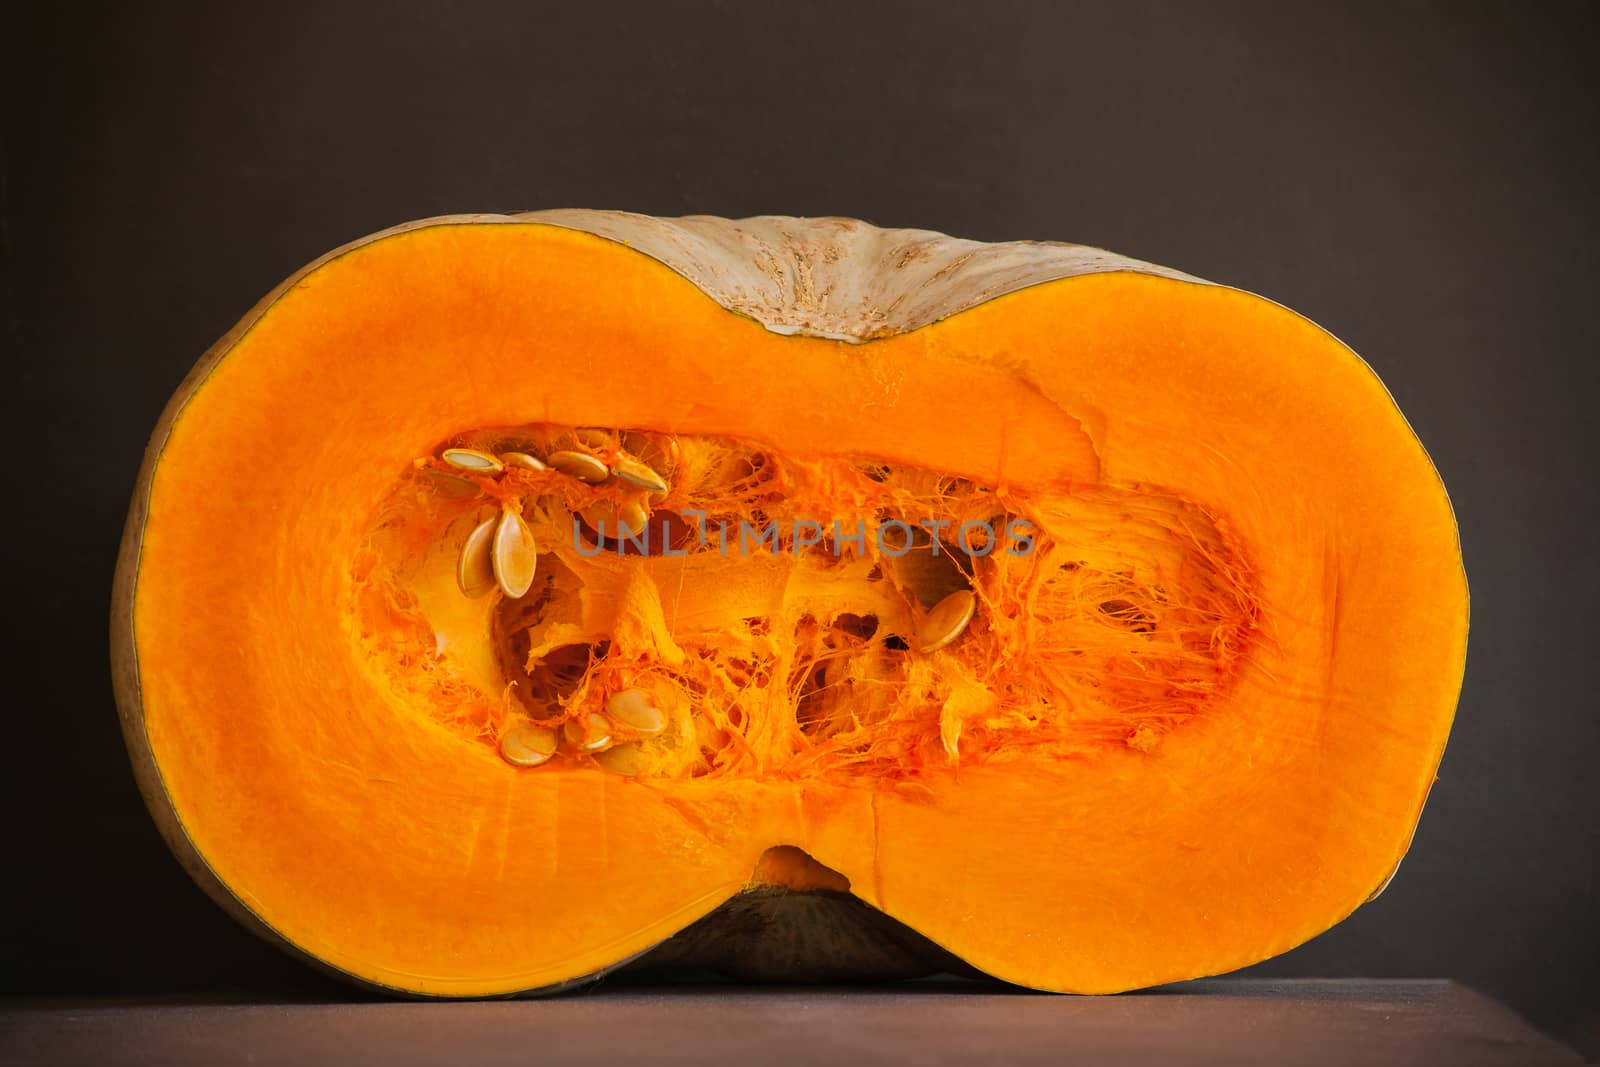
592,741,651,776
442,447,504,474
623,432,679,478
573,428,614,450
492,509,538,598
578,503,607,537
564,712,613,752
501,451,547,472
582,499,649,540
917,589,977,653
605,689,666,735
426,469,482,499
890,532,971,608
695,715,730,753
548,450,610,484
611,456,669,494
456,516,498,598
857,461,892,483
498,723,559,767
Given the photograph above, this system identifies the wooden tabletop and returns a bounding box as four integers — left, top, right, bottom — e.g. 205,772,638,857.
0,979,1580,1066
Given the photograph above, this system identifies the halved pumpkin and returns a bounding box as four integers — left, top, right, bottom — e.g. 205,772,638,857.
111,211,1467,996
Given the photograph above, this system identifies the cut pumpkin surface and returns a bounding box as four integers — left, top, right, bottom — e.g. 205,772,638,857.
111,212,1466,996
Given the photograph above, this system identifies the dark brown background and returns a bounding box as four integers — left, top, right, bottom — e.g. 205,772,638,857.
3,0,1595,1056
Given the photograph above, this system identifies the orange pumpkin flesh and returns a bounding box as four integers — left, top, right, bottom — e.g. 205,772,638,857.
112,215,1466,996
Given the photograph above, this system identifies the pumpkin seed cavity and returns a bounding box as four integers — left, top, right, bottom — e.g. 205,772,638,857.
382,423,1258,779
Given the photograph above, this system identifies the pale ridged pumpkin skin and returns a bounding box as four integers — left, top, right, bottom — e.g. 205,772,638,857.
112,212,1466,996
